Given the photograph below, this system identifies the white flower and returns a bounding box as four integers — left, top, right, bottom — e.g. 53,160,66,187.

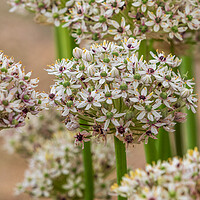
96,108,125,130
146,7,170,32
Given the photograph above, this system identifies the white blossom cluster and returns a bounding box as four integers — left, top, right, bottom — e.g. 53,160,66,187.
16,132,115,199
45,38,197,146
1,108,65,157
7,0,200,44
0,51,45,129
111,147,200,200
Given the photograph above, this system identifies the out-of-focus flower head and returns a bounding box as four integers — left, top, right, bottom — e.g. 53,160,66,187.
111,147,200,200
1,108,65,157
44,38,197,146
7,0,200,44
0,51,45,130
16,131,115,199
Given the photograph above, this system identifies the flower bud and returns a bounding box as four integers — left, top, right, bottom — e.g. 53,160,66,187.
82,50,93,62
87,64,95,76
110,67,119,78
180,88,191,98
73,47,82,59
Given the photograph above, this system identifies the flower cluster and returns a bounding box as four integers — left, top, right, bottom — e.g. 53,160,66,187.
0,51,45,129
16,131,115,199
45,38,197,146
7,0,200,43
1,108,65,157
111,147,200,200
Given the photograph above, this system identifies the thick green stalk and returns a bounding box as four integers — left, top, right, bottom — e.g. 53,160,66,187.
114,136,127,200
139,39,158,163
82,141,94,200
79,120,94,200
157,128,172,161
180,47,197,149
54,26,75,59
144,138,158,164
174,123,183,157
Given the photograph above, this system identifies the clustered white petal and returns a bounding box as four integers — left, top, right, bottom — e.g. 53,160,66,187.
7,0,200,43
15,131,115,199
0,51,45,129
45,38,197,145
111,147,200,200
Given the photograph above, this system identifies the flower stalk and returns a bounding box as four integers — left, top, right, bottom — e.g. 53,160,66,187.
114,136,127,200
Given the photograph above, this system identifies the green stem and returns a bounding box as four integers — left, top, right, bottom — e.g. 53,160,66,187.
82,141,94,200
157,128,172,161
180,46,198,150
174,123,183,157
144,138,158,164
114,136,127,200
54,26,76,59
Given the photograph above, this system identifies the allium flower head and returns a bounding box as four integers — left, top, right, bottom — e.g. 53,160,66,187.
45,38,197,146
0,51,45,129
15,132,115,199
1,108,65,156
111,147,200,200
7,0,200,43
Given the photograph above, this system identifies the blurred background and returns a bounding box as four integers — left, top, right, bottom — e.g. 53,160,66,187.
0,0,199,199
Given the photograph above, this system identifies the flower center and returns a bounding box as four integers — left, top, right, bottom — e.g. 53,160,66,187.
145,105,152,112
136,12,144,20
134,73,141,80
139,25,148,33
125,135,133,143
2,100,9,106
100,71,107,77
159,55,166,61
105,92,112,97
66,100,73,108
87,96,94,102
49,93,55,99
106,112,114,119
160,92,168,99
112,2,117,7
155,17,161,23
146,130,152,136
120,83,128,90
148,68,154,74
99,15,106,23
117,126,125,134
63,81,70,87
171,25,178,33
117,27,123,33
187,15,193,21
76,28,82,35
139,95,146,100
165,75,171,81
76,133,83,141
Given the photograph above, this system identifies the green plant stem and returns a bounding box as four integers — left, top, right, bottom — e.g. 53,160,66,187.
82,140,94,200
174,123,183,157
157,128,172,161
180,46,198,150
80,120,94,200
144,138,158,164
139,39,158,163
114,136,127,200
54,26,76,59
